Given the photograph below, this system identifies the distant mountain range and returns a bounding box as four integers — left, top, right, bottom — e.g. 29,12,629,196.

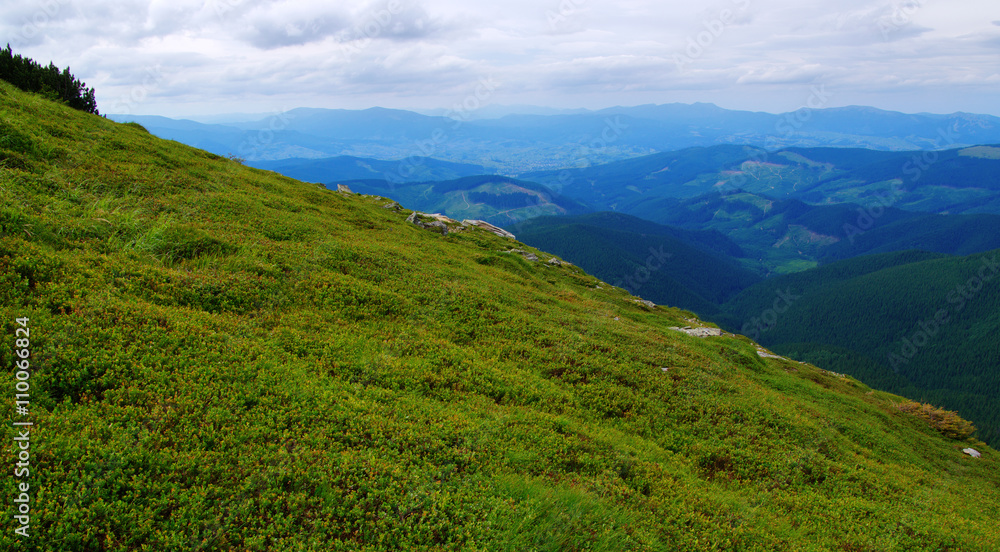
525,144,1000,215
109,103,1000,172
251,156,487,184
292,144,1000,275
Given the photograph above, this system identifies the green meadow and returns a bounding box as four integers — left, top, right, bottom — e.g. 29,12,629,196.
1,81,998,550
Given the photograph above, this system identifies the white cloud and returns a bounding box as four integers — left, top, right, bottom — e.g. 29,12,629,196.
2,0,997,116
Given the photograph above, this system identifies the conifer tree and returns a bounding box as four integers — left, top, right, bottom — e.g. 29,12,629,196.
0,44,99,115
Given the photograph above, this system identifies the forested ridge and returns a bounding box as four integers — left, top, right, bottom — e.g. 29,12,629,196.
717,249,1000,446
0,44,98,115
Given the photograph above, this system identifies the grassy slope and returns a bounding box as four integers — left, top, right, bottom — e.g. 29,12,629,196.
715,249,1000,447
1,82,999,551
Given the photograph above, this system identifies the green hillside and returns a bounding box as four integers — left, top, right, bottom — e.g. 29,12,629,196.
634,191,1000,274
514,213,761,315
716,250,1000,446
2,81,1000,550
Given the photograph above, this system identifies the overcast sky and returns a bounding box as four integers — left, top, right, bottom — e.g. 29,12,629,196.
4,0,999,118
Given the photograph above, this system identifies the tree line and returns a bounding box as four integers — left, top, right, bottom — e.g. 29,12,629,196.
0,44,98,115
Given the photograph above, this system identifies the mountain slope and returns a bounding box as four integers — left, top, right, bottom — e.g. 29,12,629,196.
514,213,761,315
715,250,1000,446
4,81,1000,550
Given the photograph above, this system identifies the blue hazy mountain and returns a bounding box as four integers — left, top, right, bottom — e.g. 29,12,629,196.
250,155,487,184
109,104,1000,171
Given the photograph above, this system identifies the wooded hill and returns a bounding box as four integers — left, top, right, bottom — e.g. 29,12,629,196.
715,249,1000,446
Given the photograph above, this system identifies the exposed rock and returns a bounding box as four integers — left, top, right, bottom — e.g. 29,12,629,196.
671,326,723,337
381,201,402,210
462,219,516,239
336,184,353,193
756,348,783,359
427,213,459,224
963,448,982,458
505,248,538,262
406,211,453,235
425,221,449,234
635,299,656,308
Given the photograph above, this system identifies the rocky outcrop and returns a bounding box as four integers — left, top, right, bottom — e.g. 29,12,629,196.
462,219,516,239
406,211,460,235
671,326,723,337
336,184,354,193
963,448,982,458
505,248,538,262
756,347,783,359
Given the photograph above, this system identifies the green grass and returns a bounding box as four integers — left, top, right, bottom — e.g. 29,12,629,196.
1,80,999,551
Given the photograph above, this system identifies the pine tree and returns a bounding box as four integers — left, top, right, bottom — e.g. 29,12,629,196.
0,44,99,115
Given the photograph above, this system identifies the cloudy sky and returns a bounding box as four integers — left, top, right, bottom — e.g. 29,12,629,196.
4,0,999,118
